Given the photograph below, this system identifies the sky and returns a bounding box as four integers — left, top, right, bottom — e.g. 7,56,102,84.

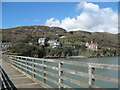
2,2,118,34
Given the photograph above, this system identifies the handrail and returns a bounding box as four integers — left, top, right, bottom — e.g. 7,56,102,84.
3,55,120,88
8,55,119,70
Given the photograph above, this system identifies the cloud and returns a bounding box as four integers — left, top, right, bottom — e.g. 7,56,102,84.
46,18,60,26
45,2,118,34
76,1,99,12
2,26,8,29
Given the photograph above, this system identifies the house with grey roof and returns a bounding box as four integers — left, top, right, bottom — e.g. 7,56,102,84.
0,43,15,51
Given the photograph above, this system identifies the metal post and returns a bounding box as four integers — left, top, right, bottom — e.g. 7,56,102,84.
26,58,28,74
10,56,13,64
8,56,11,64
88,64,95,88
21,57,24,71
32,59,35,78
42,60,46,83
58,63,63,88
15,56,18,68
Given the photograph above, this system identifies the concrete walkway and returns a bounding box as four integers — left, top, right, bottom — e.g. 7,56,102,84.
1,60,42,89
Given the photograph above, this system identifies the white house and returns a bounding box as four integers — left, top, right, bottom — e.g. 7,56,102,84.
38,38,46,46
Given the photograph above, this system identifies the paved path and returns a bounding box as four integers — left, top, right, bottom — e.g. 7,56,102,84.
1,60,42,89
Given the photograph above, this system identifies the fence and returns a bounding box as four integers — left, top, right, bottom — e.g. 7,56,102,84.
3,55,120,88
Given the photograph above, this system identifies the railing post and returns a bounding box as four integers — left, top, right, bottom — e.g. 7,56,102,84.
42,60,46,83
32,59,35,78
25,58,28,74
20,57,24,71
15,56,18,68
58,62,63,88
88,64,95,88
10,56,13,64
8,56,12,64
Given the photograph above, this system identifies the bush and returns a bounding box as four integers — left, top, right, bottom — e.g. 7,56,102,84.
8,43,45,58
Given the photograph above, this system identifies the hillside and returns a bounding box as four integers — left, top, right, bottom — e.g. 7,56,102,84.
2,26,67,43
2,25,119,49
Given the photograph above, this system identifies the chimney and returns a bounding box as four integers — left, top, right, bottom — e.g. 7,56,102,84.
91,41,93,44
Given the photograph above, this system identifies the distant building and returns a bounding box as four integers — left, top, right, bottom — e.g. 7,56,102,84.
48,40,57,46
85,42,89,47
64,41,71,44
86,41,98,51
48,39,62,48
0,43,15,51
38,38,47,46
59,36,66,39
53,42,62,48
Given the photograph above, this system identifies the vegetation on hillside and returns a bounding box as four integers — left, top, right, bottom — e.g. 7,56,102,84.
2,25,119,58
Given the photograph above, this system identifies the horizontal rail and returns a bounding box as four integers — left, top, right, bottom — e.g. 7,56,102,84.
10,57,89,77
11,59,89,87
10,57,120,85
9,60,52,88
10,63,52,88
10,55,120,71
9,58,88,88
9,58,71,88
94,75,119,84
